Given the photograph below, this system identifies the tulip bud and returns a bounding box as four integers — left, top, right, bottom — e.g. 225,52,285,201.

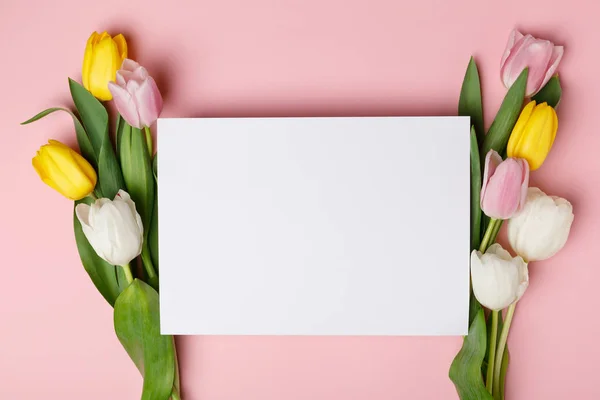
471,244,529,311
75,190,144,266
500,29,564,96
82,31,128,101
507,101,558,171
508,187,574,262
108,59,163,129
480,150,529,220
32,140,97,200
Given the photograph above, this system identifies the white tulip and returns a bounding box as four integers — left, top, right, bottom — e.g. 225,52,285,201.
508,187,574,262
75,190,144,266
471,244,529,311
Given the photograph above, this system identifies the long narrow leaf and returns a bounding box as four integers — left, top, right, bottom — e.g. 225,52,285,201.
68,78,106,156
21,107,96,167
470,127,482,250
459,58,484,146
114,280,176,400
532,76,562,108
480,69,528,159
449,307,493,400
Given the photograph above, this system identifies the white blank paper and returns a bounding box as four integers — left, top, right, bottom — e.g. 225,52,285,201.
158,117,470,336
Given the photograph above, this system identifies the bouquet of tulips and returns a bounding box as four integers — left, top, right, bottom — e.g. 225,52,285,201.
449,30,574,399
25,32,179,399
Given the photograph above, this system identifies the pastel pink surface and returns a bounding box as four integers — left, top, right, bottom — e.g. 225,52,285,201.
1,0,598,399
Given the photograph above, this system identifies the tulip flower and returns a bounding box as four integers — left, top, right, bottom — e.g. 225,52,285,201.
507,101,558,171
471,244,529,311
480,150,529,220
82,31,128,101
108,59,163,129
32,140,97,200
75,190,144,266
500,29,563,96
508,187,574,262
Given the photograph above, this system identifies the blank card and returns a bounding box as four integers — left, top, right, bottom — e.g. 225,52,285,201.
158,117,470,336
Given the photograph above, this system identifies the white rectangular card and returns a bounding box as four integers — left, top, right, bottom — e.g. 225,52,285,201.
158,117,470,336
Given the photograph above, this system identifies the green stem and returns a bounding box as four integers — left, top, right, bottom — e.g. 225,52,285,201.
479,218,499,253
121,262,134,284
490,218,503,244
486,310,499,394
141,242,159,291
144,126,153,156
493,302,516,395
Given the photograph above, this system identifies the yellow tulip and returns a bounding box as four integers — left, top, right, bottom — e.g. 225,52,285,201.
82,31,128,101
32,140,97,200
507,100,558,171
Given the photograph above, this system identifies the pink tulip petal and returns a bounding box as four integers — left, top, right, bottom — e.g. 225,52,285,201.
501,34,534,87
109,82,141,129
540,46,564,89
116,71,126,87
126,79,142,94
481,158,524,219
481,150,503,205
500,29,524,67
122,58,140,72
517,158,530,212
135,77,163,127
131,65,149,82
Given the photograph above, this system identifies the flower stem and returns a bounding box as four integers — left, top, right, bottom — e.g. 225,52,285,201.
486,310,499,394
144,126,153,156
493,302,516,395
141,242,159,291
479,218,499,253
121,262,134,284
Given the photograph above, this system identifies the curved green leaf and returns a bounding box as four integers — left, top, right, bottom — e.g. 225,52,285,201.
532,76,561,108
469,127,482,251
481,68,528,159
449,306,492,400
459,58,484,146
149,154,159,270
73,198,127,306
114,279,175,400
21,107,96,168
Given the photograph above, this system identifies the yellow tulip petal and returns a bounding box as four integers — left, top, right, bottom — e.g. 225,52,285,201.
72,151,98,186
88,36,121,100
39,150,75,198
507,100,536,158
82,32,99,90
98,31,111,42
32,155,47,180
113,34,128,60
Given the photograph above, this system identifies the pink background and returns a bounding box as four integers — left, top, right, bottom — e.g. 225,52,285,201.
1,0,599,398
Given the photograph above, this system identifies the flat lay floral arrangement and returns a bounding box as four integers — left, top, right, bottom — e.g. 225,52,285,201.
23,28,573,400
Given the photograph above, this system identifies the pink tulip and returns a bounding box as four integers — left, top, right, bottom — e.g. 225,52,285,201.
500,29,564,97
480,150,529,220
108,59,163,129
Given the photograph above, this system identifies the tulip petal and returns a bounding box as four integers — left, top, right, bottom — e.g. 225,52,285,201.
517,158,530,212
540,46,564,91
109,82,141,128
135,77,163,128
500,29,524,67
481,158,524,219
502,36,554,96
501,34,534,88
507,101,536,158
75,203,92,227
113,34,128,60
88,36,121,101
82,32,99,91
480,150,502,205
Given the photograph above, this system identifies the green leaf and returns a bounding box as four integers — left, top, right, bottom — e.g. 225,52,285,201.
450,307,492,400
68,78,106,156
69,78,124,198
459,58,485,146
118,124,155,235
73,198,128,306
481,69,528,159
21,107,96,168
469,127,482,250
97,132,126,199
114,279,176,400
532,76,562,108
149,154,159,270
